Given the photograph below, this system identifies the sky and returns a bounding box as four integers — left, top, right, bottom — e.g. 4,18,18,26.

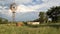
0,0,60,21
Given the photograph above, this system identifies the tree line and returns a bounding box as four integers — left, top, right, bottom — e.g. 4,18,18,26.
33,6,60,23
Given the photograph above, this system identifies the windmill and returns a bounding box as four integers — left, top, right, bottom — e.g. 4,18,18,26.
10,0,17,23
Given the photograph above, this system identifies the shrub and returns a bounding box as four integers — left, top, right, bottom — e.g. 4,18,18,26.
0,17,8,24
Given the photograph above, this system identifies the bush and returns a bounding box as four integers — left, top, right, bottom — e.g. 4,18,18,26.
0,17,8,24
23,22,27,25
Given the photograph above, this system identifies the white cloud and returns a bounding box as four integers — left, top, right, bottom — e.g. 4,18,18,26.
15,0,32,4
0,0,60,13
16,4,47,12
16,5,35,12
15,0,60,13
0,0,60,21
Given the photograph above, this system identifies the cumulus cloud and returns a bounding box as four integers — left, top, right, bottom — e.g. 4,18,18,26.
15,0,60,13
16,5,35,12
1,0,60,13
16,4,46,13
15,0,32,4
0,0,60,21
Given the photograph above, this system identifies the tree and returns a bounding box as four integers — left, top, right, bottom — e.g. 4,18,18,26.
0,17,2,23
32,12,48,23
39,12,45,23
47,6,60,23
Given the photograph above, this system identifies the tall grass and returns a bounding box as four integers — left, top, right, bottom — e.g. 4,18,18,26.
0,24,60,34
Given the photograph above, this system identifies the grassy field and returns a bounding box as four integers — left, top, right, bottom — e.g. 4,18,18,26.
0,24,60,34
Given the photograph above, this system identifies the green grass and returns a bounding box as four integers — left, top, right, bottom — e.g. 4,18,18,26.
0,24,60,34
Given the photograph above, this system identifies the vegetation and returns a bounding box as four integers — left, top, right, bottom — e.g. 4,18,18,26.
0,17,8,24
0,24,60,34
47,6,60,23
32,12,48,23
39,12,48,23
32,6,60,23
0,5,60,34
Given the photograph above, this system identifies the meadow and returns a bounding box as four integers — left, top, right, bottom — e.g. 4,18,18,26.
0,24,60,34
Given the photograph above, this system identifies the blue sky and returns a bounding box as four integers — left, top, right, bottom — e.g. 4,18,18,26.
0,0,60,21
